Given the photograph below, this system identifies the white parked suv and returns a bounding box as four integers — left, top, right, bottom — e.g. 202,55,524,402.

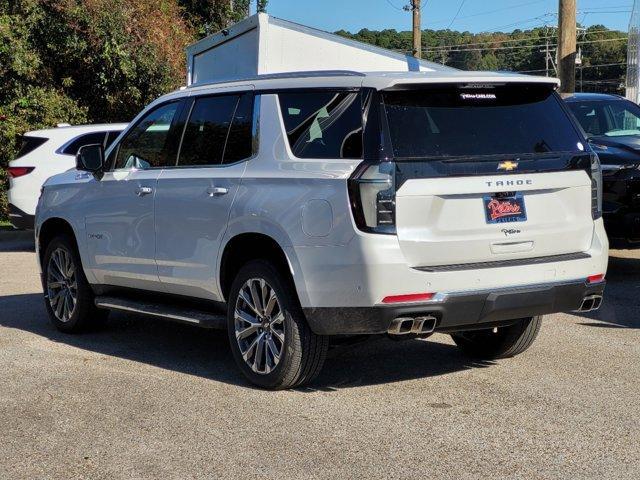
35,71,608,389
7,123,126,229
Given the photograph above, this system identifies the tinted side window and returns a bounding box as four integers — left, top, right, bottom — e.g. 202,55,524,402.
61,132,106,155
15,136,48,159
115,102,181,170
178,95,239,167
105,131,122,149
278,91,363,159
223,93,254,164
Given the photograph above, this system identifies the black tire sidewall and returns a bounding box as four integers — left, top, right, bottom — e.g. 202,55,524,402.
42,235,99,333
451,316,542,359
226,260,304,389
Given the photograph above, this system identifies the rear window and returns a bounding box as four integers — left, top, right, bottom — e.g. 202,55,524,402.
382,84,582,159
15,136,48,159
278,91,363,159
60,132,107,155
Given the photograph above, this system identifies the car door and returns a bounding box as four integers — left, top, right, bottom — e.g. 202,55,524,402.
84,99,186,290
154,90,256,300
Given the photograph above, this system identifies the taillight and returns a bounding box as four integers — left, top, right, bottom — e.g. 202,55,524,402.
591,153,602,220
587,274,605,284
348,161,396,234
8,167,35,178
382,293,435,304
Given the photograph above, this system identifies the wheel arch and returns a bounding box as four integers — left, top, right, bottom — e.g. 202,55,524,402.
38,217,78,265
218,232,307,305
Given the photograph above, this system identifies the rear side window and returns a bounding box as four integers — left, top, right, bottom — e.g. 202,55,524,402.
223,93,254,164
383,85,582,158
115,101,181,169
178,95,239,166
15,136,47,159
278,91,363,159
60,132,106,155
178,93,254,167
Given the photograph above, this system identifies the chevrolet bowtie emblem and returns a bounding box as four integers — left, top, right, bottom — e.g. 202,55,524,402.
497,161,519,171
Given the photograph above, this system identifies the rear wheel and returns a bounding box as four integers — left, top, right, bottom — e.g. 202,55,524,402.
227,260,328,390
42,234,108,333
451,316,542,359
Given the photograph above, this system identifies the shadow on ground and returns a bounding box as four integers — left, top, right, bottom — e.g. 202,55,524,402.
0,293,490,390
0,229,35,253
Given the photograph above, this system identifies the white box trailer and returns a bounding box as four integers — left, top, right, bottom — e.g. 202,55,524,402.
186,13,452,86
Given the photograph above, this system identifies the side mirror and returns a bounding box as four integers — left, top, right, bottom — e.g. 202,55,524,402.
76,144,105,173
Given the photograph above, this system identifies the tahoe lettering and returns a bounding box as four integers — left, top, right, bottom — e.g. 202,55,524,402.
485,179,533,187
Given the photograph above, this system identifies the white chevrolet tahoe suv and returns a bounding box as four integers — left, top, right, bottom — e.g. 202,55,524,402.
35,71,608,389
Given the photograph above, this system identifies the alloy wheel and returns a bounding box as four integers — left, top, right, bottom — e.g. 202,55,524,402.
46,247,77,323
234,278,285,375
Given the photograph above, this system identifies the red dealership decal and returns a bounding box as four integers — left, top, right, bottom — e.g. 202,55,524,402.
486,198,522,221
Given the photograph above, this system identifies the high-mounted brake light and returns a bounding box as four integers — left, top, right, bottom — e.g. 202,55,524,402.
382,293,435,304
587,274,605,284
8,167,35,178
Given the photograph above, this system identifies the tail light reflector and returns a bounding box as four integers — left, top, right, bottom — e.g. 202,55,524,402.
8,167,35,178
382,293,435,304
587,274,605,284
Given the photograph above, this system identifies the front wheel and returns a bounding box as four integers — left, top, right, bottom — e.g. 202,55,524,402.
451,316,542,359
227,260,328,390
42,234,108,333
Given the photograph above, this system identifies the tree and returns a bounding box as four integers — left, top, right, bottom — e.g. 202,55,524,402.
0,0,194,221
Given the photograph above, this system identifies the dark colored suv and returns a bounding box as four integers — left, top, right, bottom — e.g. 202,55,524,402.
566,93,640,248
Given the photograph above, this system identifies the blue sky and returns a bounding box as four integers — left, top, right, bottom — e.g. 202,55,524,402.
261,0,632,33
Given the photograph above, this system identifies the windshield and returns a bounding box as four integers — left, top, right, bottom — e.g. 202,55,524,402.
567,98,640,138
382,84,583,159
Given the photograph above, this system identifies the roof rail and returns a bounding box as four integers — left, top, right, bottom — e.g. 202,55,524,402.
188,70,366,88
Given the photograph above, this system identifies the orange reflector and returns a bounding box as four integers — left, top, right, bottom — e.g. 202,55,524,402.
587,274,605,284
382,293,435,304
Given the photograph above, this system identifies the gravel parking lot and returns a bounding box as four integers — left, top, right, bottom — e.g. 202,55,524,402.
0,230,638,479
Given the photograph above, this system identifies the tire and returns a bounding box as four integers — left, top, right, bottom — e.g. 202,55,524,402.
42,234,108,333
227,259,329,390
451,316,542,360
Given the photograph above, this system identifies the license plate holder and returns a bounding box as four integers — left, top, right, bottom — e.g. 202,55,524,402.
483,193,527,224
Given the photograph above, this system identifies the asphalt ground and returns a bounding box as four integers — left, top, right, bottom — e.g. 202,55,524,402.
0,229,638,479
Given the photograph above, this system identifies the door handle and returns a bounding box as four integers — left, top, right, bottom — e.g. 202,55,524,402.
207,186,229,197
135,186,153,197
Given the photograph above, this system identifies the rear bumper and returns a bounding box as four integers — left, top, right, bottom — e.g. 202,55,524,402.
303,279,606,335
8,204,35,230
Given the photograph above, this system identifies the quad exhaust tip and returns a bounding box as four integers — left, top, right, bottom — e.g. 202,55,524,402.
576,294,603,313
388,315,437,336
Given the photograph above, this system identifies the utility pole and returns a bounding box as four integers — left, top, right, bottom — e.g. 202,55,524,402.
406,0,422,59
557,0,577,94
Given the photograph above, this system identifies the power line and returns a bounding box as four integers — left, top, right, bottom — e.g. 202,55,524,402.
384,0,405,11
422,36,627,53
447,0,468,29
423,0,551,27
419,28,620,51
519,62,626,73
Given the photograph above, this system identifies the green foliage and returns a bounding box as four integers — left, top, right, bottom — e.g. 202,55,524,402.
0,0,196,221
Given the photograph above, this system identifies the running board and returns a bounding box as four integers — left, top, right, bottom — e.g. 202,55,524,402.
94,296,226,329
